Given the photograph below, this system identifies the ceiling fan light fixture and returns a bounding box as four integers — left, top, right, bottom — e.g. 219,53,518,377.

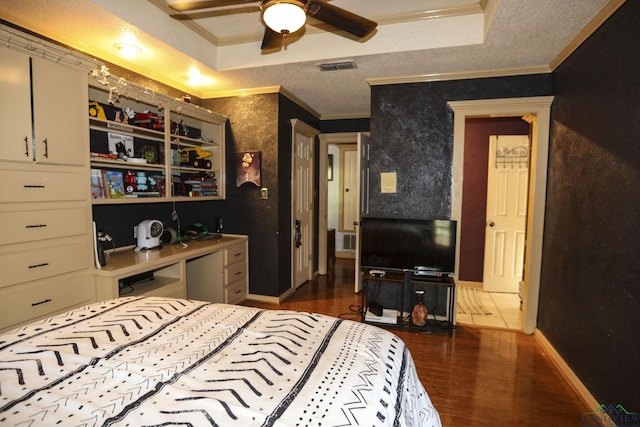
261,0,307,34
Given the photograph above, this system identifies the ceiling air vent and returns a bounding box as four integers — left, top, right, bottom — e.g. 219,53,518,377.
317,60,357,72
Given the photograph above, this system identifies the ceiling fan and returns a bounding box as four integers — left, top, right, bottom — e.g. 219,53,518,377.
167,0,378,50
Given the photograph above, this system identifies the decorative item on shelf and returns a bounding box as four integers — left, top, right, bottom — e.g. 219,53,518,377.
108,133,133,160
236,151,261,187
412,290,428,327
124,170,137,194
89,101,106,119
181,147,212,169
136,172,148,191
138,144,159,164
134,110,164,131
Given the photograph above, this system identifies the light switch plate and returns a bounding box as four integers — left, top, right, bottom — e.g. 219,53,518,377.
380,172,397,193
261,187,268,199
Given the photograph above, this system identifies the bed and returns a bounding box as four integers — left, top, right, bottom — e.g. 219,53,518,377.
0,296,441,426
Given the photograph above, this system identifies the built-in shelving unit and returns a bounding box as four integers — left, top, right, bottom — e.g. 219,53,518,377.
88,75,227,204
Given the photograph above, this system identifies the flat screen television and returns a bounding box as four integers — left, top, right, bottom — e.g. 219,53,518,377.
360,217,457,276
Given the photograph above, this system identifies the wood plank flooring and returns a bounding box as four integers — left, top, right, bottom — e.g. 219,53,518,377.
243,259,592,426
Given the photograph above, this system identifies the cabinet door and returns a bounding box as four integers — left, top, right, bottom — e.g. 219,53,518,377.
0,49,33,163
31,57,86,166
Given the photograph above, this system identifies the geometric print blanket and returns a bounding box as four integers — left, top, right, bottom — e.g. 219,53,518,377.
0,297,441,426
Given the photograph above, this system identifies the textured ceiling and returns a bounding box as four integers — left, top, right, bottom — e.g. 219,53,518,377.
0,0,618,118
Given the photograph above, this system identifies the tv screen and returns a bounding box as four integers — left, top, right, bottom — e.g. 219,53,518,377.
360,217,457,275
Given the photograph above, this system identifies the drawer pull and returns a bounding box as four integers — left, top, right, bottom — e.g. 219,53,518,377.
234,271,242,276
233,252,242,257
24,137,29,157
42,138,49,158
28,262,49,269
31,299,52,307
25,224,48,229
23,185,46,189
234,290,242,294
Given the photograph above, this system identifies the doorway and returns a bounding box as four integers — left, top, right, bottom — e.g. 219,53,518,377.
448,96,554,334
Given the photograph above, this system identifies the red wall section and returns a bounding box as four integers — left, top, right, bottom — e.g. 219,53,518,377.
459,117,530,283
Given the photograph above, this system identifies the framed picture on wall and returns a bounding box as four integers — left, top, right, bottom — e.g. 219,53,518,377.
236,151,261,187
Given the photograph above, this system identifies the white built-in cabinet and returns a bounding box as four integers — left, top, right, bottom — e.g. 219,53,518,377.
0,48,94,333
0,49,85,165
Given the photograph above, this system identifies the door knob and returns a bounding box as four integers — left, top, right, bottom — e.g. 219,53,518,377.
488,221,495,227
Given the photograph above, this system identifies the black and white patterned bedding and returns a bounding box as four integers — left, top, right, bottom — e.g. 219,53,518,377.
0,297,441,426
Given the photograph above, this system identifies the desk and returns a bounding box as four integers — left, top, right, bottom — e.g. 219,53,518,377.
361,269,455,336
94,234,248,304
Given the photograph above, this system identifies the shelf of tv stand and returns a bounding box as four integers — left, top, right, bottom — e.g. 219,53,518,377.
360,269,456,336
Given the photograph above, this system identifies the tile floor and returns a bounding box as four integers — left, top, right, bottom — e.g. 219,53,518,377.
455,288,522,330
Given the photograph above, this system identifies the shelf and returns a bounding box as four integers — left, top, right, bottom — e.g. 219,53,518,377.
90,158,165,171
361,268,456,336
90,117,164,141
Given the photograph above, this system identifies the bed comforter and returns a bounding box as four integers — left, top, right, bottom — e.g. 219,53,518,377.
0,296,441,426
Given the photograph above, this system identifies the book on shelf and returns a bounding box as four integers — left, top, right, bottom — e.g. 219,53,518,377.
104,170,125,198
90,169,106,199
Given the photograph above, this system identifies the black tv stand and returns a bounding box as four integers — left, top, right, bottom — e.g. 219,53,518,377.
361,267,456,336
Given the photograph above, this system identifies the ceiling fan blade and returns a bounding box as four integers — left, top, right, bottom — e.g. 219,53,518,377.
168,0,257,12
261,27,283,50
305,0,377,38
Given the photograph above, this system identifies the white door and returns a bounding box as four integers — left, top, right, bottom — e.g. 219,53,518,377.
483,135,530,293
341,149,358,232
291,120,317,289
354,133,370,292
0,49,33,163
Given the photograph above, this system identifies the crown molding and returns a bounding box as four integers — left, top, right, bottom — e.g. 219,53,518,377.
320,112,371,121
367,66,551,87
202,85,282,98
202,85,322,119
549,0,626,71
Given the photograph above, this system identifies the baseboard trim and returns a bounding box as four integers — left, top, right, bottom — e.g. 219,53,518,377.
534,329,614,425
458,280,482,288
247,287,296,305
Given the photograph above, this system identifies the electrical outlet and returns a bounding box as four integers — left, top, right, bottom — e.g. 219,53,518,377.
133,226,137,239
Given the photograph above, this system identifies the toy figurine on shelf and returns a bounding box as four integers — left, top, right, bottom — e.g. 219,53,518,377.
124,171,137,194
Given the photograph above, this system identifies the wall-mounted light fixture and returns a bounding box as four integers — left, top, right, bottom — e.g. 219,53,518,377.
114,42,141,59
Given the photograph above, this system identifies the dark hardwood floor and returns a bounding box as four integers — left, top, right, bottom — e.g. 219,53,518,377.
244,259,592,426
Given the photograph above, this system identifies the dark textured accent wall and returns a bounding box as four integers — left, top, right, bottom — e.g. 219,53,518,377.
204,93,319,297
320,118,370,133
460,118,530,282
539,1,640,407
203,94,281,296
369,74,552,220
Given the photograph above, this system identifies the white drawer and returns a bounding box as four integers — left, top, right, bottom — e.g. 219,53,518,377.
0,208,89,245
2,240,91,287
0,273,94,331
224,244,246,266
225,278,246,305
224,261,246,285
0,170,86,203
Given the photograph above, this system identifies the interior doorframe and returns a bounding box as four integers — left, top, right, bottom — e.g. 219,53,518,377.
448,96,554,334
318,132,358,275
